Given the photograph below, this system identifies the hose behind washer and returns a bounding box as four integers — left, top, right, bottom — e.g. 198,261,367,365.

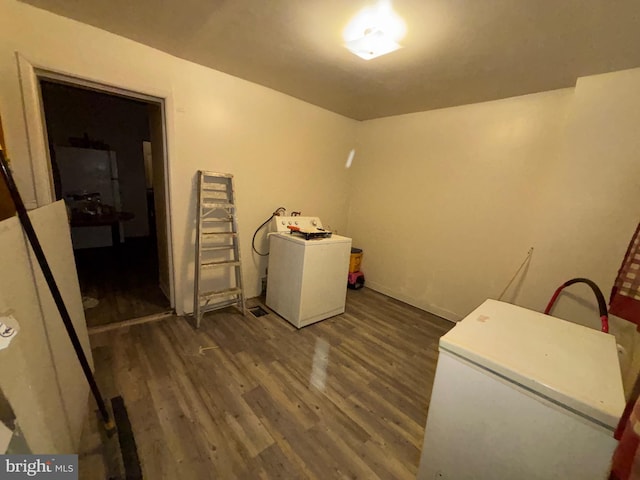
252,207,286,256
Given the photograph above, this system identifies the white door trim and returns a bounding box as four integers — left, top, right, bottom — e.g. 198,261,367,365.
17,53,53,207
15,52,177,309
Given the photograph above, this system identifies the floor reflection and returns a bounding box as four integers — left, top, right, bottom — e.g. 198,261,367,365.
309,337,330,391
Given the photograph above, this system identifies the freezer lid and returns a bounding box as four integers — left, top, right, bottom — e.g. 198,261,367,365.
440,299,625,430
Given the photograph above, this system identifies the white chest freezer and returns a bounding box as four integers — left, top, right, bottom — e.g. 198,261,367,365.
417,299,625,480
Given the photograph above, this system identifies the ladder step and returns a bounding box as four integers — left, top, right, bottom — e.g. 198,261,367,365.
202,185,230,191
200,298,243,314
200,287,243,303
203,217,233,223
201,245,234,252
202,202,235,209
201,171,233,179
202,193,231,203
201,260,241,268
202,232,237,237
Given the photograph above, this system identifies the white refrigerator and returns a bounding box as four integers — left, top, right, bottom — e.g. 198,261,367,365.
55,146,121,249
418,299,625,480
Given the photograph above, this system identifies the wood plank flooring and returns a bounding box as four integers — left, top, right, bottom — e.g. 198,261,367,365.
73,237,170,328
81,288,454,479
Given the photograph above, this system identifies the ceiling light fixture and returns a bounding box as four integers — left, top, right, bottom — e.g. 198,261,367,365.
343,0,406,60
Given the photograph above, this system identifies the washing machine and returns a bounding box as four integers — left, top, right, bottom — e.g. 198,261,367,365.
266,216,352,328
417,299,625,480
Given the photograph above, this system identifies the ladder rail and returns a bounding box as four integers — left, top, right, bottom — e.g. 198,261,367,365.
229,178,246,316
194,172,204,326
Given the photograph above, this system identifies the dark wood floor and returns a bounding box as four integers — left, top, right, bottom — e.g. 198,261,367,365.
74,237,170,328
81,288,453,479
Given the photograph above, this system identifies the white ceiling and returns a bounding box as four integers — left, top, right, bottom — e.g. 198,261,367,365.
21,0,640,120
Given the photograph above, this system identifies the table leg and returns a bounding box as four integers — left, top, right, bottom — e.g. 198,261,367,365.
111,222,120,247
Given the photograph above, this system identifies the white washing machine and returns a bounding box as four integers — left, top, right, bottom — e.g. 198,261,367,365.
418,299,625,480
266,216,352,328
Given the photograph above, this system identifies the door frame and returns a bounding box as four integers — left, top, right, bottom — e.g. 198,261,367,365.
16,53,176,309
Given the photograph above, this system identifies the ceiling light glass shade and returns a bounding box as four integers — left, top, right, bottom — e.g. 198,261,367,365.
343,0,406,60
344,29,402,60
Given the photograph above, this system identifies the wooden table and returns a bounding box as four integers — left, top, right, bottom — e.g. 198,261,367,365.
70,211,134,246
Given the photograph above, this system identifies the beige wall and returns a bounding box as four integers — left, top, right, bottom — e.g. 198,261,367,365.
514,69,640,324
348,68,640,390
519,69,640,390
350,69,640,321
0,0,357,314
0,201,90,453
349,88,573,320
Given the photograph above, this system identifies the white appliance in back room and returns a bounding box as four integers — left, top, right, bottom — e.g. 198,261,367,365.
266,216,352,328
55,146,121,249
417,299,625,480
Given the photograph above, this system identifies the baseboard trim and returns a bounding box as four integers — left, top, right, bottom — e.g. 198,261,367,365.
366,281,461,323
88,311,174,334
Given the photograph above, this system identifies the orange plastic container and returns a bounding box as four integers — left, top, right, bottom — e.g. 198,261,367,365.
349,248,363,273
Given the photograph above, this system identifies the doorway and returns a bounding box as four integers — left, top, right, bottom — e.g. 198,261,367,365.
38,80,173,328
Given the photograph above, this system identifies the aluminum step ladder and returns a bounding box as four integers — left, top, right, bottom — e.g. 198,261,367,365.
194,171,246,327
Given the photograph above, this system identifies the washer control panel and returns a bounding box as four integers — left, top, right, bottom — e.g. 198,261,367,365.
271,216,323,233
